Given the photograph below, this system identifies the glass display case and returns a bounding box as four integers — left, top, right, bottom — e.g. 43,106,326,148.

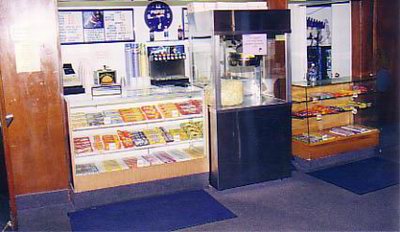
189,10,290,110
292,77,380,162
64,86,208,192
189,8,292,190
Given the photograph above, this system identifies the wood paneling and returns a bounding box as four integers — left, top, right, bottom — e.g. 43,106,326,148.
267,0,288,10
0,0,69,195
373,0,399,124
352,0,374,79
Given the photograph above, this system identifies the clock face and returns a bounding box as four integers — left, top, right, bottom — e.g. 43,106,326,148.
145,1,173,32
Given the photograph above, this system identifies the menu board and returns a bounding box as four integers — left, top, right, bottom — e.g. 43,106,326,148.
59,9,134,44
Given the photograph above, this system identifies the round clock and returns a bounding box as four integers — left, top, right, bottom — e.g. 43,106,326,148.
144,1,173,32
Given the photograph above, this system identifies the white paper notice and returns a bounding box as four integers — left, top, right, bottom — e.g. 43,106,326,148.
15,42,41,73
58,11,84,43
104,10,134,41
242,34,267,55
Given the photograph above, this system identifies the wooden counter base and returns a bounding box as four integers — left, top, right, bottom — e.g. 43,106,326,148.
292,129,379,160
73,157,208,193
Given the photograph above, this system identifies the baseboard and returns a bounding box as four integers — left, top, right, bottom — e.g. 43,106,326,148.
292,147,377,172
15,189,70,211
71,173,209,210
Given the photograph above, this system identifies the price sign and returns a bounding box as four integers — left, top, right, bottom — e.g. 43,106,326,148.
104,116,112,125
316,114,322,121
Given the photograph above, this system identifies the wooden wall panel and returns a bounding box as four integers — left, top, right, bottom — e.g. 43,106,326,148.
373,0,399,124
0,0,69,195
352,0,374,79
267,0,288,9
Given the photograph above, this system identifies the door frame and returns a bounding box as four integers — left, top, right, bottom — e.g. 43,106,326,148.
0,67,18,230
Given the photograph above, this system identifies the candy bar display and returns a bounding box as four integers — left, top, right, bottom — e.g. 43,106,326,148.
86,112,105,126
93,135,104,151
102,135,121,150
142,154,164,165
168,128,189,141
183,146,205,159
100,160,126,172
117,130,135,148
122,157,138,169
152,151,176,164
181,121,203,139
70,112,88,129
142,128,166,145
119,108,146,122
292,100,372,118
159,127,174,143
157,103,181,118
132,131,150,147
103,110,124,124
76,163,99,176
65,85,207,192
73,137,93,154
141,105,162,120
175,100,202,115
293,133,336,144
165,149,192,161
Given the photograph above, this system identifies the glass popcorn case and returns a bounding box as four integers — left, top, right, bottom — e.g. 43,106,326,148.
188,8,293,190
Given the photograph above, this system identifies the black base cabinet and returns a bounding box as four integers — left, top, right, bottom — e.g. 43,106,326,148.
209,103,292,190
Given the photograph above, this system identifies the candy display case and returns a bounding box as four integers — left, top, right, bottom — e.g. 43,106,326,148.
189,8,292,190
65,86,208,192
292,77,380,161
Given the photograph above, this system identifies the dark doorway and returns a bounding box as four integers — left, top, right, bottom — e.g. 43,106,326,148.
0,127,10,230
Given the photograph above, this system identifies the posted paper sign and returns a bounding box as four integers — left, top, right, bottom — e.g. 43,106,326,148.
58,9,134,44
242,34,267,55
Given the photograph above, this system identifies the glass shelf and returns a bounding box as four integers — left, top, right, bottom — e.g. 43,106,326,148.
75,138,204,159
292,91,377,104
292,103,373,119
289,0,350,7
292,76,376,88
72,114,203,132
65,85,203,109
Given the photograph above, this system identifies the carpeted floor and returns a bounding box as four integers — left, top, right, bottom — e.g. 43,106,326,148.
17,123,399,231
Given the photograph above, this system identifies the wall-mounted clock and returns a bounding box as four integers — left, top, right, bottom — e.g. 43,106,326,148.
144,1,173,32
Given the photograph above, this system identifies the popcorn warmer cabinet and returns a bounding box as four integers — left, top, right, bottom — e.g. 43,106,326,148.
189,8,292,190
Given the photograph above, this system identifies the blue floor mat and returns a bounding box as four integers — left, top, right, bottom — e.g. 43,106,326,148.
69,190,237,231
309,157,399,195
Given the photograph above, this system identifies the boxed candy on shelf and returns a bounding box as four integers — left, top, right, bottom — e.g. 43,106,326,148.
167,149,192,162
181,121,203,139
117,130,135,148
73,137,93,154
142,154,164,165
131,131,150,147
175,100,202,115
70,112,88,129
86,112,105,126
93,135,104,151
103,110,124,124
99,160,126,172
157,103,181,118
143,129,166,145
76,163,99,176
141,105,163,120
152,151,176,164
159,127,174,143
119,108,146,122
168,128,189,141
102,135,121,150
